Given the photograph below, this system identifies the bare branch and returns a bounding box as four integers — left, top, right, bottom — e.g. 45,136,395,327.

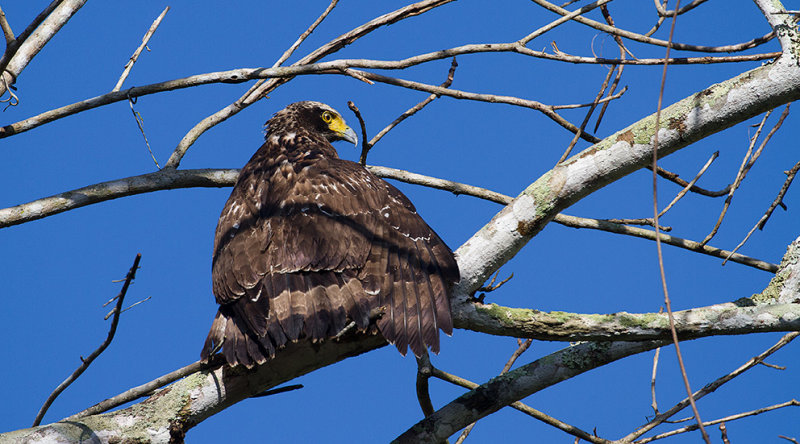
532,0,775,53
112,6,170,92
270,0,339,68
0,0,88,98
658,151,718,217
415,353,436,418
163,0,456,169
0,169,239,228
701,108,782,245
395,340,665,443
654,0,709,17
623,332,800,442
650,165,731,197
636,400,800,443
724,156,800,263
0,6,15,44
367,57,458,150
455,339,533,443
33,253,142,427
431,367,610,444
67,358,216,420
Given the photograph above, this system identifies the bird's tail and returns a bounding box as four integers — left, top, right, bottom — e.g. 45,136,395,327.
201,307,271,367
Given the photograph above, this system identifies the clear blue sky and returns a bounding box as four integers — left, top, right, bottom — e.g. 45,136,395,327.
2,1,798,442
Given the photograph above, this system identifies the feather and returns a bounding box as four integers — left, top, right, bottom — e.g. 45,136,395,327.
202,101,459,366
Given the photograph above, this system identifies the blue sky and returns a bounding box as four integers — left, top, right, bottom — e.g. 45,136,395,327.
2,1,798,442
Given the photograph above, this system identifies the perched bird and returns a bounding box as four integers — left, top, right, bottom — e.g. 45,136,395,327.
202,101,459,367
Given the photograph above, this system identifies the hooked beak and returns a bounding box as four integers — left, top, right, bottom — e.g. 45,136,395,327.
340,126,358,146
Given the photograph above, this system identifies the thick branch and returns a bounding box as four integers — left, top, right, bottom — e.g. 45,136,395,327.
0,0,87,97
456,300,800,342
451,52,800,311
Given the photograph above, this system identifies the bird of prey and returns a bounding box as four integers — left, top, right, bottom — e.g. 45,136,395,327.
201,101,459,367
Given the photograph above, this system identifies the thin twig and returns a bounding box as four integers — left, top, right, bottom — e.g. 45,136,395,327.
67,357,222,420
271,0,339,68
594,5,627,132
532,0,774,53
635,400,800,443
551,87,626,110
162,0,455,169
367,57,458,150
455,339,533,443
719,422,731,444
0,165,778,273
601,218,671,231
648,1,710,440
654,0,709,17
557,60,615,163
724,156,800,264
0,6,15,45
519,0,613,45
354,69,599,143
250,384,304,398
622,332,800,442
33,253,142,426
431,367,611,444
658,151,718,217
650,165,731,197
701,109,780,245
113,7,169,92
346,101,369,165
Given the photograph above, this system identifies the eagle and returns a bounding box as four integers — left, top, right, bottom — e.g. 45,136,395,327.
201,101,459,367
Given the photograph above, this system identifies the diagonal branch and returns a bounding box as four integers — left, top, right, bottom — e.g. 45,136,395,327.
32,253,142,427
0,0,87,98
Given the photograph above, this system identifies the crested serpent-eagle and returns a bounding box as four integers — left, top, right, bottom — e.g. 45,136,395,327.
201,101,460,367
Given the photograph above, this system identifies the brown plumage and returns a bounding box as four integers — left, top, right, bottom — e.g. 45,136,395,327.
201,101,459,367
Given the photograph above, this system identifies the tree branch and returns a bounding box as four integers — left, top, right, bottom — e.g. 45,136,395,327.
0,0,87,97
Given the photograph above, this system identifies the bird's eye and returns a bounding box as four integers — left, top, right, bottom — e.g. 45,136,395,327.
321,111,334,123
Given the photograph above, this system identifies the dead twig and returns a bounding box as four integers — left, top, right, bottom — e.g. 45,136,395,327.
455,339,533,444
33,253,142,427
601,218,672,231
366,57,458,154
0,6,14,45
250,384,304,398
635,400,800,443
724,156,800,264
431,366,610,444
650,165,731,197
67,357,222,420
271,0,339,69
113,6,169,92
702,107,788,245
648,1,710,440
658,151,719,217
623,332,800,442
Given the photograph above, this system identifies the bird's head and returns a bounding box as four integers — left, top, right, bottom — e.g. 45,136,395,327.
266,101,358,146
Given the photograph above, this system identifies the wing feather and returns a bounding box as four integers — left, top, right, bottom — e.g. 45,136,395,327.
203,109,459,366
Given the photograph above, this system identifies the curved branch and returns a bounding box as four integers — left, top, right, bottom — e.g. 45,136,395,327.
532,0,775,53
0,169,239,228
